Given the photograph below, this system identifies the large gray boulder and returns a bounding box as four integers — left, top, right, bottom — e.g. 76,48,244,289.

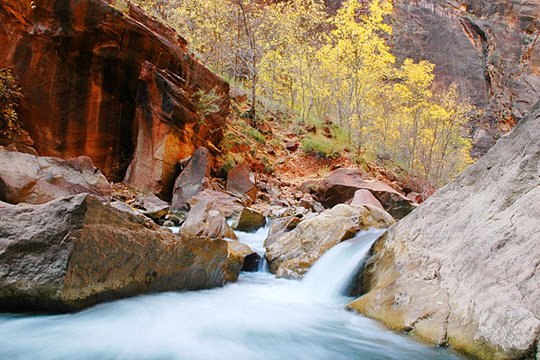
266,204,395,279
0,194,230,312
349,101,540,359
0,149,112,204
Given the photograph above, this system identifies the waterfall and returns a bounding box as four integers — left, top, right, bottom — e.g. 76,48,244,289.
302,228,386,300
235,222,271,272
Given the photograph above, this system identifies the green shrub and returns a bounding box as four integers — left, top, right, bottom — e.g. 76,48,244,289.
244,126,265,143
193,88,222,124
301,134,344,159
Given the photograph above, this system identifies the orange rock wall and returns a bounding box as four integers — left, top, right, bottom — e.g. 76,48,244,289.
0,0,229,196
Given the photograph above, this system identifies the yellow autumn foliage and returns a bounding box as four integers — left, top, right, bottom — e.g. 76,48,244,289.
132,0,474,184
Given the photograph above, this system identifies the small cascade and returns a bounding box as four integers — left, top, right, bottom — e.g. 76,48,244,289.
302,228,386,300
235,222,271,273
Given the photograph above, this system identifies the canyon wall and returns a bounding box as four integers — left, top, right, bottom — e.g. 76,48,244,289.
392,0,540,155
0,0,229,197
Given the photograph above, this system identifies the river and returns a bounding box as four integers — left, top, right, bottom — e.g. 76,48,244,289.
0,227,462,360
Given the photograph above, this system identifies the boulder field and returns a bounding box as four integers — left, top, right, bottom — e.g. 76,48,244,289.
349,101,540,359
0,0,229,197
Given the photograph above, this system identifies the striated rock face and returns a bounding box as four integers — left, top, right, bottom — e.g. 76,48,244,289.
0,0,229,195
266,204,395,279
0,194,230,312
0,148,111,204
349,101,540,359
392,0,540,156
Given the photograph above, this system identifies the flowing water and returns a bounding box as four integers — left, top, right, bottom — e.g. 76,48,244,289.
0,227,462,360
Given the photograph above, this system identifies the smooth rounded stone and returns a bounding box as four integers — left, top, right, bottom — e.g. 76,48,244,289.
349,102,540,359
162,220,175,227
232,208,266,232
180,198,237,240
171,147,213,211
266,204,395,279
0,149,111,205
110,201,157,229
0,194,230,313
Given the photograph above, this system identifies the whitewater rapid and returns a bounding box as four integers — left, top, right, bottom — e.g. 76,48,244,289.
0,227,461,360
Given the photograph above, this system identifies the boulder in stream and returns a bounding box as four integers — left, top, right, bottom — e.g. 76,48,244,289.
266,204,394,279
349,101,540,359
0,194,230,312
180,198,237,240
231,208,266,232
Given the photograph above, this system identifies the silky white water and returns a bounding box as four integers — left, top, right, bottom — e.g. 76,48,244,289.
0,228,461,360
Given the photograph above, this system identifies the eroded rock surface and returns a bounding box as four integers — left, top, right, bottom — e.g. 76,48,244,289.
0,0,229,196
393,0,540,156
266,204,395,279
349,101,540,359
0,194,230,312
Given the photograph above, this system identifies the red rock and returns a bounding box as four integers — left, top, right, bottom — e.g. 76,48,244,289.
350,189,385,210
318,168,415,219
0,148,111,205
0,0,229,197
226,163,257,202
170,147,213,210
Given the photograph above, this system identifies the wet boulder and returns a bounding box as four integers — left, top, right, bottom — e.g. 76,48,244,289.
0,149,111,205
266,204,394,279
171,147,213,211
264,216,302,248
318,168,414,219
224,241,260,282
0,194,230,312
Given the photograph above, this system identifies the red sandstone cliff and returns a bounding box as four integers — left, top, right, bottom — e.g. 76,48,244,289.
0,0,229,197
